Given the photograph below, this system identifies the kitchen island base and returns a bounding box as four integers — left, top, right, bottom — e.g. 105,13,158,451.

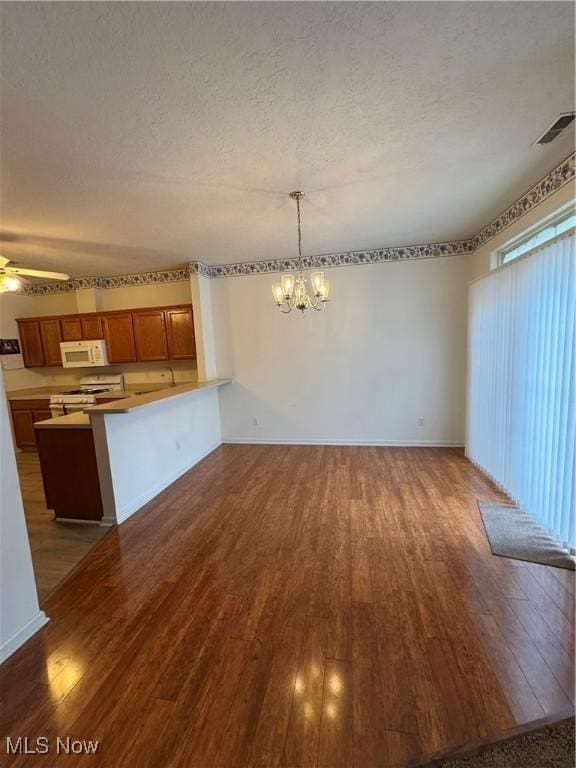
34,420,104,523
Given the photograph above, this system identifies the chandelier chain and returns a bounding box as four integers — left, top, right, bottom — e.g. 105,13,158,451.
296,195,303,273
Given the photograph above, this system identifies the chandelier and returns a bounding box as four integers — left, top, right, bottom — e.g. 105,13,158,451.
272,191,331,314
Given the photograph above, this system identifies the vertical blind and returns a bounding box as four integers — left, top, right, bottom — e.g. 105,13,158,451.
467,231,575,549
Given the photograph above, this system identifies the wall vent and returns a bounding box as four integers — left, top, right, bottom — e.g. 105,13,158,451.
534,112,575,145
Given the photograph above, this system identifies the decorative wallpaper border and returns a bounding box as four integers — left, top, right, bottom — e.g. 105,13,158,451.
203,239,474,278
188,261,213,279
17,152,575,294
472,152,575,250
22,268,191,295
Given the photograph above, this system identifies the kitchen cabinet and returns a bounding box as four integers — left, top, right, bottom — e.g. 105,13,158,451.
39,319,63,366
17,304,195,367
103,313,137,363
133,310,169,362
33,409,53,423
81,316,103,340
11,410,36,448
61,317,83,341
10,399,52,449
18,321,45,367
166,307,196,359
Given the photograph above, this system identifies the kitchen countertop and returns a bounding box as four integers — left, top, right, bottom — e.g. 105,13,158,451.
34,412,92,429
6,383,176,401
7,386,70,401
86,379,232,414
29,379,232,428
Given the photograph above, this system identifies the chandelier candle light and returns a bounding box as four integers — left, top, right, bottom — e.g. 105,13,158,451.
272,191,331,314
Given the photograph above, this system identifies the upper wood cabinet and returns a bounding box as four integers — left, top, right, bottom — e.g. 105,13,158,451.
61,316,104,342
103,313,137,363
81,316,103,340
61,316,83,342
166,308,196,359
18,320,45,367
133,310,169,362
16,304,195,368
39,319,63,366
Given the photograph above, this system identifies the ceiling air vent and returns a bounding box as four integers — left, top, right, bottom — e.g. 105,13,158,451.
534,112,575,145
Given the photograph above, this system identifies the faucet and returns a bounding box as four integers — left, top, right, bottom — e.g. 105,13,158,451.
163,366,175,386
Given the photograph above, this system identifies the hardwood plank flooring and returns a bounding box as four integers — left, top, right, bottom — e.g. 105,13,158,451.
16,452,110,602
1,445,574,767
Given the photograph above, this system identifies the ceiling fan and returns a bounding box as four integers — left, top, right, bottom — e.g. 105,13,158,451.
0,256,70,293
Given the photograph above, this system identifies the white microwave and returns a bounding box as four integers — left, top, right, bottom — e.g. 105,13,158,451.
60,339,108,368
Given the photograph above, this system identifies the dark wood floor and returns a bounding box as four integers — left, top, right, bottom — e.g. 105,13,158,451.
1,446,574,767
17,452,109,602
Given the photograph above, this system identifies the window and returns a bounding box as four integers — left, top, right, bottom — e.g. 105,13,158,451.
499,208,576,265
468,231,575,549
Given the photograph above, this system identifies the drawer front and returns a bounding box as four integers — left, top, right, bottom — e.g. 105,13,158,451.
10,398,51,411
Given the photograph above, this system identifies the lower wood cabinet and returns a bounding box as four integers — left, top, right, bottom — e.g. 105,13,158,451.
33,409,53,422
11,410,36,447
10,400,52,449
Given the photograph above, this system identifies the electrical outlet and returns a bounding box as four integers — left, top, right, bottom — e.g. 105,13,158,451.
1,355,24,370
418,417,425,427
252,416,259,426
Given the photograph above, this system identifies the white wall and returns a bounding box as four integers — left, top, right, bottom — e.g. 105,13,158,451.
98,280,191,311
0,374,47,663
92,385,223,524
212,255,468,445
190,274,218,381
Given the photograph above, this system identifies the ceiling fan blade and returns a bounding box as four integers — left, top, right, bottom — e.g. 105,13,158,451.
6,267,70,281
0,256,10,267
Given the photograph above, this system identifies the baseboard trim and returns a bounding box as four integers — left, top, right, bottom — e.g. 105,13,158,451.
223,438,464,448
0,610,49,665
116,440,222,524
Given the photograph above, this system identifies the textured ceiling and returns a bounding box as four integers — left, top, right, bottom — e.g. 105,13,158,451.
0,2,574,276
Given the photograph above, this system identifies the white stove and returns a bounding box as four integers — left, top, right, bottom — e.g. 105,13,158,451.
50,374,125,417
